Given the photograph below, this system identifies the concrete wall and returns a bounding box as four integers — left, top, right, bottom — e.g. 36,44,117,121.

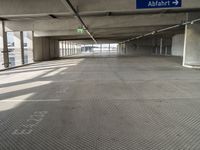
184,24,200,66
33,37,59,61
120,36,172,56
152,37,172,55
171,34,184,56
124,40,152,56
50,39,59,59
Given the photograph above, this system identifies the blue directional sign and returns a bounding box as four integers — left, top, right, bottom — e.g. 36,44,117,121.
136,0,182,9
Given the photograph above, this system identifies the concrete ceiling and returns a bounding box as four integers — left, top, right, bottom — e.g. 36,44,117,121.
1,0,200,42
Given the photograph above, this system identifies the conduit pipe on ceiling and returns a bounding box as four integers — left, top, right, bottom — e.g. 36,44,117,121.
119,18,200,44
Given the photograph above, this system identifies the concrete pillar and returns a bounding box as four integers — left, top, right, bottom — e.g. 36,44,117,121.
24,31,34,64
109,43,110,56
0,21,5,69
124,43,127,55
73,44,75,55
0,33,3,69
120,44,123,55
71,43,73,55
50,39,59,60
74,44,76,55
29,32,33,60
0,21,9,68
49,39,55,59
67,42,69,56
61,41,65,57
72,43,74,55
70,43,72,55
76,44,78,54
34,37,59,61
13,32,22,66
183,24,200,68
100,44,102,54
69,42,71,56
54,40,59,58
69,42,71,55
165,46,168,55
171,34,184,56
155,38,159,55
77,44,79,54
63,41,65,57
64,41,66,56
160,38,163,55
33,37,50,61
117,44,119,55
20,32,25,64
75,44,77,54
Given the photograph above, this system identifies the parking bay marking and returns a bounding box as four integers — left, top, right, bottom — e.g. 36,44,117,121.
12,111,48,135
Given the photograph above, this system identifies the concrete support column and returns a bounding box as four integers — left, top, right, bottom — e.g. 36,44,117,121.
76,44,77,55
13,32,22,66
33,37,50,61
77,44,79,54
77,44,78,54
0,21,9,68
65,42,67,56
74,44,76,55
20,31,25,64
183,24,200,68
72,43,74,55
72,44,74,55
119,44,121,55
0,21,5,69
50,39,59,60
61,41,65,57
26,31,34,63
109,43,110,56
71,43,72,55
68,43,70,55
160,38,163,55
64,41,66,56
117,44,119,55
74,44,75,55
64,41,67,56
34,37,59,61
0,26,3,69
71,43,73,55
100,44,102,54
63,41,65,57
73,43,74,55
67,42,69,56
165,46,167,55
124,43,127,55
171,34,184,56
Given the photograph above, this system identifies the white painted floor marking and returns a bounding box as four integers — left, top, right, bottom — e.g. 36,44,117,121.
12,111,48,135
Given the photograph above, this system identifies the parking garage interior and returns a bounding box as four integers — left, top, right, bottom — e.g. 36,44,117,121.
0,0,200,149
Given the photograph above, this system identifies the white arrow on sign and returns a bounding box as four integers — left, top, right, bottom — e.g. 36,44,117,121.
172,0,179,5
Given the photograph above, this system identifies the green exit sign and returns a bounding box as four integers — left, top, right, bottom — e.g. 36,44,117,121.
77,27,84,34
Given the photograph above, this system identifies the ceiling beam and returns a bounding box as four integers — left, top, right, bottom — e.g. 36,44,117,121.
60,0,97,43
5,13,186,32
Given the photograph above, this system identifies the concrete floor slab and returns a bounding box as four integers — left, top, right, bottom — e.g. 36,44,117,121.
0,56,200,149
